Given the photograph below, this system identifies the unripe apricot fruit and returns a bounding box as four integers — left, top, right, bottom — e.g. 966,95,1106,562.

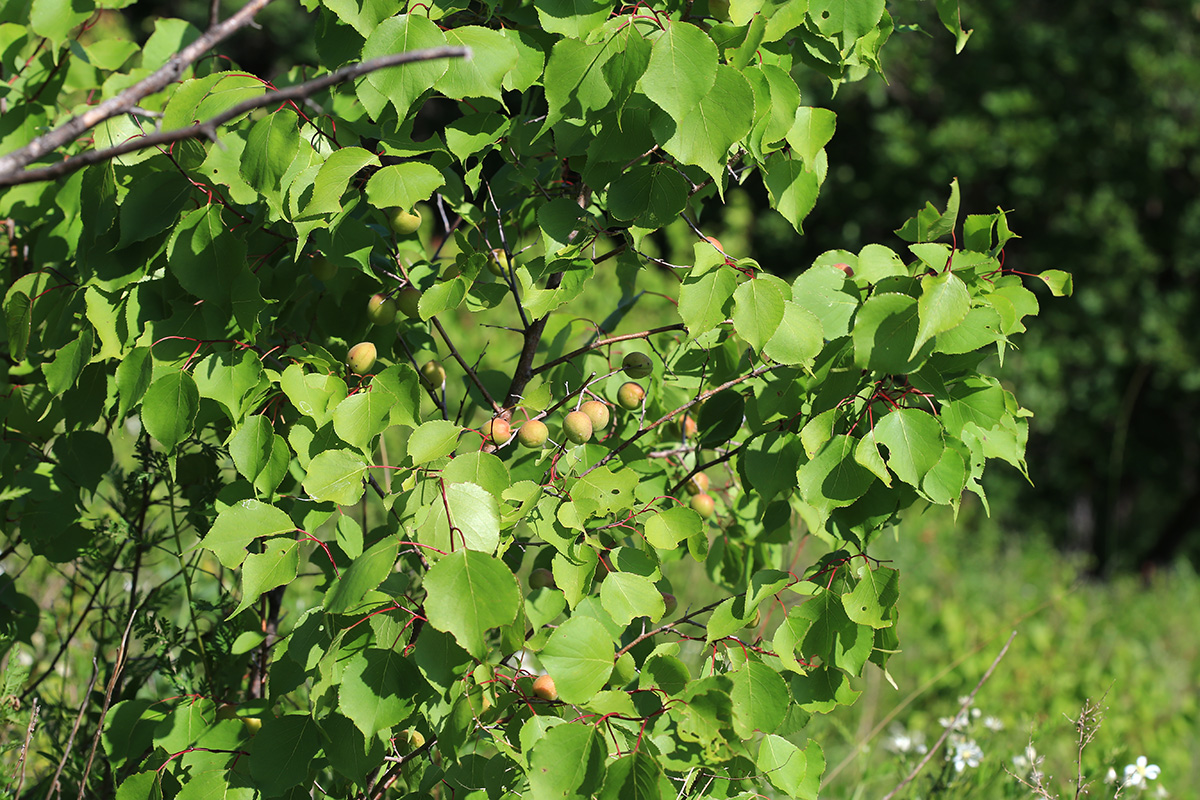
622,352,653,378
529,567,555,589
518,419,549,448
690,492,715,519
420,359,445,390
367,293,397,326
532,674,558,702
617,382,645,410
487,248,512,278
685,472,710,496
563,410,593,444
484,417,510,445
832,262,854,277
682,415,698,439
579,400,610,432
400,728,426,749
347,342,377,375
311,255,337,282
662,592,677,616
397,287,421,319
387,207,422,236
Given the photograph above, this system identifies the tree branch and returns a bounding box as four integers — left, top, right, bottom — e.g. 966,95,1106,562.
0,0,276,180
0,46,471,187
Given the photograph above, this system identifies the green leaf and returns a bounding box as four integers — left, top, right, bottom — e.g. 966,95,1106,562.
895,178,961,243
302,449,368,505
193,349,265,421
598,751,666,800
231,537,299,617
600,572,666,626
436,26,519,102
279,364,348,426
841,564,898,629
118,169,193,247
534,0,611,38
733,278,786,353
539,616,614,704
248,715,322,796
44,327,93,395
797,435,876,515
366,162,445,213
644,506,703,550
301,147,378,218
607,164,688,229
810,0,886,41
786,107,837,167
731,661,789,738
240,111,301,199
201,499,296,568
763,151,821,234
912,270,970,357
407,420,462,464
696,389,745,447
852,292,931,374
4,291,31,362
362,15,449,119
332,389,394,454
325,537,400,613
140,371,199,452
742,432,803,504
116,347,154,421
167,206,245,310
529,722,607,800
872,408,945,488
417,277,468,320
339,646,421,736
423,550,520,659
654,65,754,188
30,0,93,43
792,264,860,338
935,0,973,53
764,301,824,366
444,482,502,553
641,20,718,125
758,735,822,799
679,255,738,337
1036,269,1074,296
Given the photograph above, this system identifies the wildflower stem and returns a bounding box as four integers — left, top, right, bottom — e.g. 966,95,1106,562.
880,630,1018,800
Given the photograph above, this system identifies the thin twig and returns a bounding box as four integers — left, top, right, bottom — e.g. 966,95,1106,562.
14,698,39,798
880,630,1019,800
45,659,100,800
0,46,471,187
532,324,686,376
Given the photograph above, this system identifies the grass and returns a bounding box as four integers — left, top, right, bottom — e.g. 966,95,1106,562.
806,498,1200,798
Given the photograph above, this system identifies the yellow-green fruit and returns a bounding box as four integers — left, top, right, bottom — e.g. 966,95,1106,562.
518,419,549,448
563,410,594,444
486,248,512,278
690,492,715,519
529,567,555,589
347,342,377,375
484,417,511,445
685,472,710,496
616,382,646,410
662,592,678,616
241,717,263,734
311,255,337,282
579,400,611,433
400,728,426,750
681,415,698,438
367,293,397,326
397,287,421,319
420,359,445,390
622,352,653,378
742,608,761,630
387,207,422,236
532,674,558,702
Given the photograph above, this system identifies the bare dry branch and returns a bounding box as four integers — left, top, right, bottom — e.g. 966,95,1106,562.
0,0,276,180
0,46,470,188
